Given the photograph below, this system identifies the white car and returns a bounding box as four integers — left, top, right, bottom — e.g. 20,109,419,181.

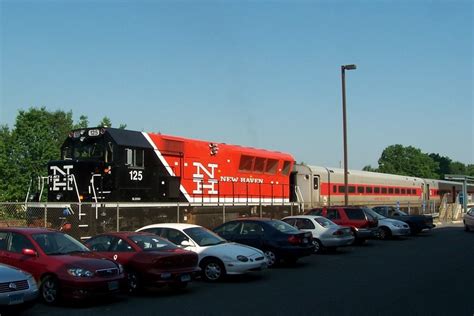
282,215,354,253
136,223,267,281
464,208,474,232
365,208,411,239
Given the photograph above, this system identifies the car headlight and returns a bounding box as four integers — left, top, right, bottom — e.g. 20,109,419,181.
67,268,94,277
391,223,404,228
27,275,38,290
237,255,249,262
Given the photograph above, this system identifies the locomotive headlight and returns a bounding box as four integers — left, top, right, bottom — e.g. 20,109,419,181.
56,193,63,201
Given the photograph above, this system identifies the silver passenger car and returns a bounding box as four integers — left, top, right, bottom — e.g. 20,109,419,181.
282,215,354,253
0,263,38,309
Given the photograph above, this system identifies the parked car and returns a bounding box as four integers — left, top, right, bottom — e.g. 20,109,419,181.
363,208,411,240
372,206,435,234
305,206,378,244
84,232,200,292
213,218,314,266
464,208,474,232
136,224,267,282
0,263,38,311
281,215,354,253
0,228,125,304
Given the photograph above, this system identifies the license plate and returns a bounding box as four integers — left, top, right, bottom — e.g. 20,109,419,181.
108,280,119,291
9,293,24,305
302,238,308,243
161,272,172,279
180,274,191,282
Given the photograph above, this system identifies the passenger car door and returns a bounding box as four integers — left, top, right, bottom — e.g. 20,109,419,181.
233,222,265,249
295,219,316,236
109,238,136,265
326,209,342,225
4,232,40,279
85,235,117,259
214,221,242,241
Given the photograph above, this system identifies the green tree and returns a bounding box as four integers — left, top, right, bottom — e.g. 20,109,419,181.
450,161,467,175
429,153,452,179
377,144,439,178
0,125,12,201
74,115,89,129
362,165,377,172
466,164,474,176
98,116,112,128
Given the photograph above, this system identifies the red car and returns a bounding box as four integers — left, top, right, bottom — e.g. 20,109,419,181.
305,206,378,244
0,228,125,304
84,232,200,292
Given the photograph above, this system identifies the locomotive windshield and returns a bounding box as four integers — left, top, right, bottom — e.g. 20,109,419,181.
61,132,113,162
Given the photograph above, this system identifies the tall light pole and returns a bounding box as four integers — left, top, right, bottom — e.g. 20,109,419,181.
341,64,357,206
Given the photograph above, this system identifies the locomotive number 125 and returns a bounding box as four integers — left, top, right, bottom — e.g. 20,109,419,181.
129,170,143,181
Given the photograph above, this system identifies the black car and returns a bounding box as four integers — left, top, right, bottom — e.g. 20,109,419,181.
213,218,314,267
372,206,435,235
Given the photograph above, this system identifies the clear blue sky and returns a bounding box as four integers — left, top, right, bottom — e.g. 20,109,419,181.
1,0,472,169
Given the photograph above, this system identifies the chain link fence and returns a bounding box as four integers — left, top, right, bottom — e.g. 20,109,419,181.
0,202,300,240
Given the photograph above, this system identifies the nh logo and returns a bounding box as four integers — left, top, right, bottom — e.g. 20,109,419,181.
50,165,74,191
193,162,218,195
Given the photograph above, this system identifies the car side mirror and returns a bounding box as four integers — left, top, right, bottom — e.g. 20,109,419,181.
22,248,38,257
180,240,192,247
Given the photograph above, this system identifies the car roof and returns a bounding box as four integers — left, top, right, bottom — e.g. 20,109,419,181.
224,217,280,222
0,227,59,235
138,223,202,230
92,231,155,238
283,215,327,220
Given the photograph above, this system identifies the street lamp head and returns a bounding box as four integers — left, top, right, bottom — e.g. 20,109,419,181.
342,64,357,70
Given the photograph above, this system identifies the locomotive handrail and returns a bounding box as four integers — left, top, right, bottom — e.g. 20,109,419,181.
90,174,101,219
294,185,304,212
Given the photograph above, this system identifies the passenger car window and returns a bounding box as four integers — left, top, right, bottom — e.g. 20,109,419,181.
295,219,315,230
141,228,163,236
282,218,296,226
86,235,115,252
214,222,241,235
344,209,366,220
9,233,35,253
0,232,8,250
164,229,189,245
240,222,264,235
326,209,340,220
111,238,134,252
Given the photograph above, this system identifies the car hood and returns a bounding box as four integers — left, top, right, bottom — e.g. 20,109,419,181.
0,264,32,282
48,251,119,270
200,242,264,258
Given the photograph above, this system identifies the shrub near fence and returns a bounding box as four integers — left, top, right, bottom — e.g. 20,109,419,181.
0,203,27,227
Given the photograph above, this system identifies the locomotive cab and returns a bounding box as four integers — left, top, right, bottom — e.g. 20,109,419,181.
48,128,183,203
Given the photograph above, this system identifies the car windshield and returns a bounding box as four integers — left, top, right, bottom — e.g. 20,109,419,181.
129,235,176,251
32,232,90,255
364,208,386,220
267,220,300,233
314,217,337,227
396,210,408,216
183,227,227,247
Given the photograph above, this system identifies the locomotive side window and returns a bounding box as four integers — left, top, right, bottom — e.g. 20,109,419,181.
254,157,265,172
239,155,254,172
62,147,73,160
126,148,144,168
374,187,380,194
366,187,373,194
282,161,292,175
382,187,387,194
357,186,364,193
265,159,278,174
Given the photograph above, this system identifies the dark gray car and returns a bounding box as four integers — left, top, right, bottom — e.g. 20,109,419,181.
0,263,38,310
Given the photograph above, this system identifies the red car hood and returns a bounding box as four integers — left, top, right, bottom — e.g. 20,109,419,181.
50,251,119,270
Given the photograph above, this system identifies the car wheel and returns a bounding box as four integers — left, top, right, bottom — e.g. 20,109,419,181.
378,227,391,240
201,258,225,282
312,239,322,254
264,249,278,267
41,275,59,304
127,270,140,293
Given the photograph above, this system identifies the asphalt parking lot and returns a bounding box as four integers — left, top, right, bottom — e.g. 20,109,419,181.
23,224,474,316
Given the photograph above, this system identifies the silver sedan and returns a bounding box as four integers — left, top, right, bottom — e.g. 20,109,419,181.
282,215,354,253
0,264,38,310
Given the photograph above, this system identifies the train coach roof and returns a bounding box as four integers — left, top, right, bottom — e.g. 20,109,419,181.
106,128,154,149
